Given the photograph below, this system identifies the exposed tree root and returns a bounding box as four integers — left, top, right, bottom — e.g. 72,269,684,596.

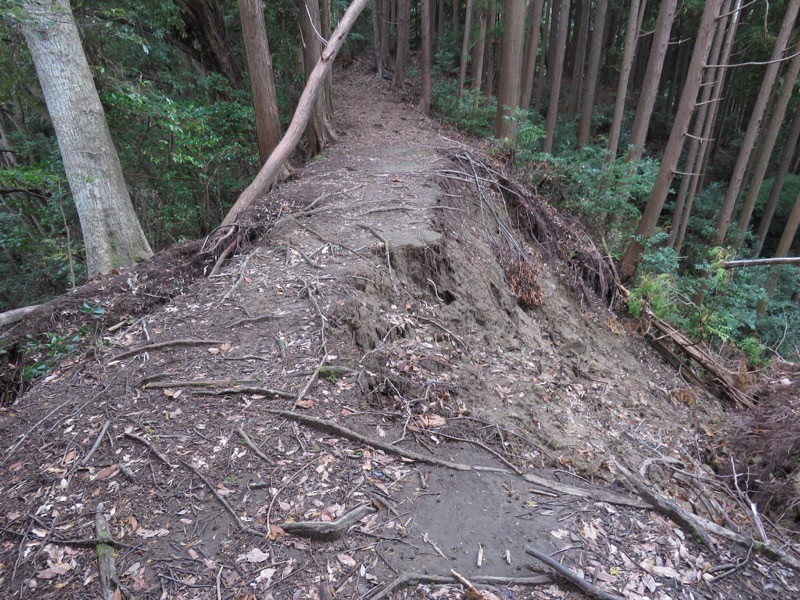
280,503,376,541
367,572,552,600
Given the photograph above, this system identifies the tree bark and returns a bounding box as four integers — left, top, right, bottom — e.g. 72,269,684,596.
380,0,391,72
495,0,527,140
457,0,474,101
607,0,644,160
626,0,676,162
239,0,284,168
567,0,590,118
668,0,737,250
484,3,497,96
222,0,371,226
736,47,800,238
21,0,153,278
620,0,724,279
576,0,608,147
712,0,800,246
757,189,800,317
419,0,433,115
543,0,570,153
471,6,487,97
393,0,410,88
520,0,544,110
174,0,243,89
300,0,338,156
754,101,800,257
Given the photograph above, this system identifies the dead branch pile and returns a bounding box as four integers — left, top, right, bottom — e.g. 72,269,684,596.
728,365,800,520
439,148,618,308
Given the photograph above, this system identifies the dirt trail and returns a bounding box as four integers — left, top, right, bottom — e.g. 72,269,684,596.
0,62,795,599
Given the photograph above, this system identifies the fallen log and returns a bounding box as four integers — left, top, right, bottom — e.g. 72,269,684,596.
222,0,371,225
0,304,41,328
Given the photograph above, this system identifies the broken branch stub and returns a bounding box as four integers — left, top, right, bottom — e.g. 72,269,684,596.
221,0,371,226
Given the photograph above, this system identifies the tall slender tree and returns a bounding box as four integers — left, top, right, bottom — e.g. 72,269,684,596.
736,48,800,237
393,0,410,88
576,0,608,147
419,0,433,115
607,0,644,160
626,0,677,162
712,0,800,246
21,0,153,278
457,0,475,101
620,0,725,278
543,0,569,153
300,0,338,155
520,0,544,110
754,102,800,257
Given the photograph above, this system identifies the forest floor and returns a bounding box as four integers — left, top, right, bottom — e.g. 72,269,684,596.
0,60,798,600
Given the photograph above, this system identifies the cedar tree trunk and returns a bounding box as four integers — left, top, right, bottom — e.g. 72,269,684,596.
21,0,153,278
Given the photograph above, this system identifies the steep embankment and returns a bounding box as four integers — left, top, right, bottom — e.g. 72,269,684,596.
0,62,795,599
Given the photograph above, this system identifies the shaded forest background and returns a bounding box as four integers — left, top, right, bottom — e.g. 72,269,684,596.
1,0,799,363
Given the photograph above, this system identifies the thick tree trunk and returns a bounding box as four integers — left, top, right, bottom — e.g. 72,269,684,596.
21,0,153,278
520,0,544,110
457,0,474,101
239,0,284,168
576,0,608,148
712,0,800,246
607,0,644,160
627,0,676,162
419,0,433,115
393,0,410,88
174,0,243,89
494,0,527,140
543,0,570,153
222,0,371,225
736,48,800,237
301,0,338,156
754,102,800,257
620,0,724,279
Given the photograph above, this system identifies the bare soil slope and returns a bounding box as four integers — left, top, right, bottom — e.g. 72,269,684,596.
0,62,796,600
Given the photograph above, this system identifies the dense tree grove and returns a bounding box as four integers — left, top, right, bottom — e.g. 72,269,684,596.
1,0,798,359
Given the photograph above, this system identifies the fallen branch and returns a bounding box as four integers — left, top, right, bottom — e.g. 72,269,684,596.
280,503,376,541
723,257,800,268
524,545,625,600
268,410,648,508
221,253,253,300
0,303,41,328
123,431,174,469
95,503,117,600
110,339,225,362
614,461,800,572
196,386,294,399
237,428,274,464
222,0,372,224
367,572,552,600
415,315,467,349
81,419,111,466
230,313,280,328
293,354,327,409
142,378,257,389
178,458,262,536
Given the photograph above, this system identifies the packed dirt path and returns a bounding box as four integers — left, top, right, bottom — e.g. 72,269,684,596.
0,61,797,600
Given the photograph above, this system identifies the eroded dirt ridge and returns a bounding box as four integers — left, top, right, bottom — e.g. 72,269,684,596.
0,65,796,599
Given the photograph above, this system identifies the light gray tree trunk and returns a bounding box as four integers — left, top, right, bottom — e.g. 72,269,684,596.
576,0,608,148
495,0,527,140
21,0,152,278
543,0,569,153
